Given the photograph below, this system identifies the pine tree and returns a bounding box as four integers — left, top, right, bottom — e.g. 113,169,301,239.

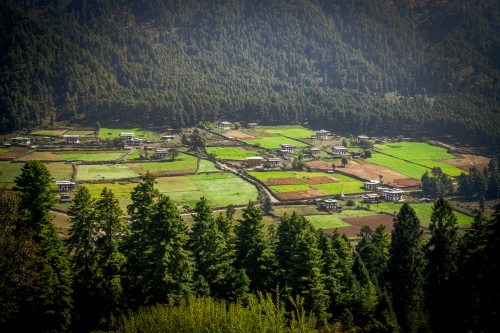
142,195,194,305
95,187,127,322
387,203,427,332
235,201,275,292
425,198,459,332
67,186,99,330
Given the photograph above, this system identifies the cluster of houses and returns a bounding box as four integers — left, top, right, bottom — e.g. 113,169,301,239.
362,180,405,203
218,121,258,130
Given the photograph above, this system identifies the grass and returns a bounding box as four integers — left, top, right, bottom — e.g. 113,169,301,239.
373,142,465,177
56,151,126,161
306,210,377,229
99,127,163,141
76,164,139,181
259,126,316,139
372,202,473,227
0,149,8,155
249,171,329,182
45,162,73,180
124,149,141,161
205,147,260,160
198,159,219,173
369,152,432,180
270,184,312,193
0,161,23,183
63,130,96,137
272,205,330,216
244,136,308,149
125,153,198,175
30,129,65,136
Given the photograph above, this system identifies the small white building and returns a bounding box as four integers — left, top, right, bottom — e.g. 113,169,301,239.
310,148,321,155
267,157,281,168
63,135,80,144
56,181,75,192
130,138,143,145
363,193,380,203
323,199,338,210
247,123,257,129
357,135,370,144
363,180,381,190
332,146,348,155
156,148,168,159
162,135,175,141
11,137,31,145
280,144,295,154
316,130,329,139
383,188,404,202
218,121,232,130
120,133,134,143
246,156,264,167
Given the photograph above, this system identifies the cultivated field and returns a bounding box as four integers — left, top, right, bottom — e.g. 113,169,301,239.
249,171,368,199
99,128,163,141
369,152,436,180
306,210,378,230
17,150,126,162
198,159,219,173
30,129,65,136
125,153,198,175
223,130,256,140
124,149,141,161
244,136,308,149
272,204,330,216
0,148,29,159
0,161,23,183
45,162,74,180
334,214,396,237
440,154,491,172
259,126,316,139
63,130,96,137
206,146,261,160
76,164,139,181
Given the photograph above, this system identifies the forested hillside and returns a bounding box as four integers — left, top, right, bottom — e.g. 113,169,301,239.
1,0,499,150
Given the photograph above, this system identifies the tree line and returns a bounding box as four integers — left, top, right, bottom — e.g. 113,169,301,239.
1,160,499,332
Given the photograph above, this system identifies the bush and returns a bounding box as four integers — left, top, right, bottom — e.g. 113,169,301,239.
346,199,355,206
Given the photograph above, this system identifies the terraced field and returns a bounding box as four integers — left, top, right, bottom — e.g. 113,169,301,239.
17,151,126,161
125,153,198,175
76,164,139,181
205,146,260,160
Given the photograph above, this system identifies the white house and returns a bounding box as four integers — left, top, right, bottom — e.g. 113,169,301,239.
280,144,295,154
363,193,380,203
156,148,168,159
56,181,75,192
383,188,404,202
357,135,370,144
316,130,329,139
130,138,143,145
267,157,281,167
63,135,80,144
323,199,338,210
11,137,31,145
363,180,381,190
120,133,134,143
218,121,232,130
331,146,348,155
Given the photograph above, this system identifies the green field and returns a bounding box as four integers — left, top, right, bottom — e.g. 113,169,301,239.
124,149,141,161
30,129,65,136
125,153,198,175
56,151,126,161
373,202,473,227
205,147,260,160
272,205,330,216
64,130,95,137
45,162,73,180
99,128,163,141
198,159,219,173
0,161,23,183
307,210,377,229
76,164,139,181
245,136,308,149
0,149,8,155
259,126,316,139
369,152,433,180
249,171,367,196
373,142,464,177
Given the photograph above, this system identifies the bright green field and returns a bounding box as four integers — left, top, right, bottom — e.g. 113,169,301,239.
205,147,259,160
0,161,23,183
76,164,139,181
125,153,198,175
30,129,65,136
373,142,464,177
369,153,433,180
45,163,73,180
307,210,377,229
198,159,219,173
373,202,473,227
249,171,328,182
245,136,308,149
99,128,163,140
259,126,316,139
56,151,126,161
124,149,141,161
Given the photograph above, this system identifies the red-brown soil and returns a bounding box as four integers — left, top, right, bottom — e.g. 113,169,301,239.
440,154,491,172
323,214,395,237
0,149,30,159
276,190,324,200
224,130,256,140
265,176,338,186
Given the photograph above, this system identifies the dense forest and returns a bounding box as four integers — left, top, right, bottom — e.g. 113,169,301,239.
1,161,500,332
1,0,500,150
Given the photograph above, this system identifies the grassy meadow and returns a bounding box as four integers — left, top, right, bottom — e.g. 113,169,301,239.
45,162,74,180
17,151,126,162
125,153,198,175
124,149,141,161
76,164,139,181
259,126,316,139
245,136,308,149
205,147,260,160
30,129,65,136
0,161,23,183
99,128,163,141
306,210,377,229
198,159,219,173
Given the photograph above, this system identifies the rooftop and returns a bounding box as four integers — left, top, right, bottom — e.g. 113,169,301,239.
246,156,264,160
332,146,347,150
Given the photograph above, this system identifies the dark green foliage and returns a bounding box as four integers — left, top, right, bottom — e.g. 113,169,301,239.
387,203,427,332
421,168,454,197
235,201,275,293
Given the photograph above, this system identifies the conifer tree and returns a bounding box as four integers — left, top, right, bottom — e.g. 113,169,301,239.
67,186,99,330
235,201,275,292
425,198,459,332
387,203,427,332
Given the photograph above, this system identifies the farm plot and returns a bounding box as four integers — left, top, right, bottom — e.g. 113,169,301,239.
0,161,23,183
124,149,141,161
369,152,433,180
222,130,256,140
125,153,198,175
336,161,421,188
306,210,378,230
17,150,126,162
198,159,219,173
334,214,396,237
245,136,308,149
374,142,465,177
76,164,139,181
45,162,73,180
63,130,95,137
99,128,163,141
0,148,29,159
373,202,473,228
205,146,261,160
249,171,368,199
30,129,65,136
272,204,330,217
259,126,316,139
440,154,491,173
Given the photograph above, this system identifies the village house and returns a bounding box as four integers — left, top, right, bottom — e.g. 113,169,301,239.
363,180,381,190
267,157,281,168
218,121,232,130
63,134,80,144
155,148,168,159
130,138,143,145
363,193,380,203
316,130,329,139
383,188,405,202
56,181,75,192
60,193,72,203
331,146,348,155
309,148,320,155
162,135,175,141
247,123,257,129
246,156,264,167
120,132,134,143
280,144,295,154
323,198,338,210
357,135,370,144
11,137,31,145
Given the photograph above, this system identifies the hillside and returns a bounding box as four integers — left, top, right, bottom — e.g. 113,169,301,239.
1,0,499,150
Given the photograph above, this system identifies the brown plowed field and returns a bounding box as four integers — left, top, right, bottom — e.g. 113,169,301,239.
265,176,338,186
0,149,30,159
276,190,324,200
224,130,256,140
322,160,420,188
440,154,491,172
323,214,395,237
